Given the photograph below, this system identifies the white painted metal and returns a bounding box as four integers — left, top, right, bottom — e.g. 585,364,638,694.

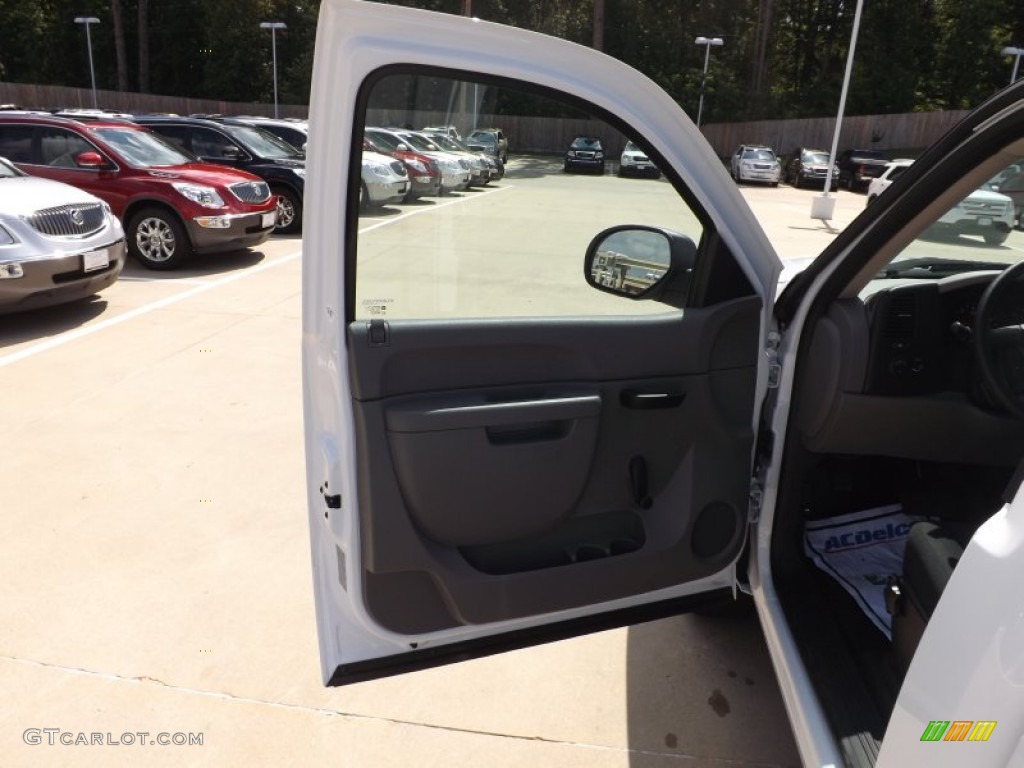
303,0,781,681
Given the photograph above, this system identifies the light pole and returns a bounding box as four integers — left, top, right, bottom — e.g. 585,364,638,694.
260,21,287,118
1002,46,1024,85
811,0,865,223
694,36,723,129
74,16,101,109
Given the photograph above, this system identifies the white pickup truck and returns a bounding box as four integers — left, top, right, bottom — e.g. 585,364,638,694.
301,3,1024,766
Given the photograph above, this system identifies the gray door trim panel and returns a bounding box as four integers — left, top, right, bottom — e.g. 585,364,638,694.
385,393,602,432
348,296,761,401
346,296,762,634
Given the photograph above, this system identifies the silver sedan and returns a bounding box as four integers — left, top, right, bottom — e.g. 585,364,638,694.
0,157,125,314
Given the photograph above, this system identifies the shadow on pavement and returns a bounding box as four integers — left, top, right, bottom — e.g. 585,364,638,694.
504,154,564,179
121,246,271,281
627,604,801,767
357,187,500,221
0,296,109,349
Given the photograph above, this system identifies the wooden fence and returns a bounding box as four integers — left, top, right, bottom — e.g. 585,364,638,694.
700,110,972,160
0,81,308,119
0,80,973,159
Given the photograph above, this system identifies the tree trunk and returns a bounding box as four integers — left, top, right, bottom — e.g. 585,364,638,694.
751,0,775,94
138,0,150,93
111,0,128,91
592,0,604,50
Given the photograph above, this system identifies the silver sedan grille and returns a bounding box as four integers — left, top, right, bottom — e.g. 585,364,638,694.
26,203,106,238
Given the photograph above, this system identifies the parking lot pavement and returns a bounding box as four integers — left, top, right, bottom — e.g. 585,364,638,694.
736,183,862,258
0,167,820,768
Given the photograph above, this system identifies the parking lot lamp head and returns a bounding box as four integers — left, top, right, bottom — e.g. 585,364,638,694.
74,16,101,110
260,22,288,118
1002,46,1024,85
693,37,723,130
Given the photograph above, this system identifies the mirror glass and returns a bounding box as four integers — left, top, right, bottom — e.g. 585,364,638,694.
589,229,671,296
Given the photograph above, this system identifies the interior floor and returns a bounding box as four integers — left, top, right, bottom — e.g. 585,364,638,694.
772,451,1012,767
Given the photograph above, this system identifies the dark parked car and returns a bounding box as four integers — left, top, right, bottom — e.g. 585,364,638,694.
133,115,305,234
836,148,889,192
230,117,309,154
784,148,838,190
466,128,508,163
0,114,276,270
564,136,605,174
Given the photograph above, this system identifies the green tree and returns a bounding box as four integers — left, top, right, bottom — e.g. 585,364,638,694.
848,0,934,115
929,0,1015,109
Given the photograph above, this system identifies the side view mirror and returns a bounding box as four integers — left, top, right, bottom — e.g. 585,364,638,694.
221,145,244,159
584,225,696,307
74,151,105,169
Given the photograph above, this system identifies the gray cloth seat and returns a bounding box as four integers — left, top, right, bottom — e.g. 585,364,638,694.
889,521,970,670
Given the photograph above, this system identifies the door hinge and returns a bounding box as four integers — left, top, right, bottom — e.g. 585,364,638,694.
765,329,781,389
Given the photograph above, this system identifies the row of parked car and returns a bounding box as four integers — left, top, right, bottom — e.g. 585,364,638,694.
361,126,507,205
566,139,887,190
0,109,509,313
728,144,895,191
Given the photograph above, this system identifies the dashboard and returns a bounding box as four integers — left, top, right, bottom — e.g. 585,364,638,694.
862,272,1023,396
796,270,1024,466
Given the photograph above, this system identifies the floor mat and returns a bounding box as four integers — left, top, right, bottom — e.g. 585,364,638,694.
803,504,924,639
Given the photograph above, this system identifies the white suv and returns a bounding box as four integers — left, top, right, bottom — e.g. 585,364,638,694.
866,160,913,203
870,160,1014,245
730,144,781,185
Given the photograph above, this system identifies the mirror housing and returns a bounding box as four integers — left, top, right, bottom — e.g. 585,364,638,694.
584,225,696,307
221,145,244,160
74,151,105,169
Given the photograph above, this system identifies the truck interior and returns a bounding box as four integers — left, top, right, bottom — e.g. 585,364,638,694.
770,131,1024,765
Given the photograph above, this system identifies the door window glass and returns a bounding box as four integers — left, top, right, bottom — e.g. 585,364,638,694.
149,125,191,153
191,128,237,160
354,72,705,320
0,126,35,163
39,129,94,167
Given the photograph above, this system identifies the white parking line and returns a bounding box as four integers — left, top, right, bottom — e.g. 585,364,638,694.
358,185,514,235
0,250,301,369
117,276,214,286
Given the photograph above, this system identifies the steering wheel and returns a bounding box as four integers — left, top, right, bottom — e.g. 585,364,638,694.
973,260,1024,419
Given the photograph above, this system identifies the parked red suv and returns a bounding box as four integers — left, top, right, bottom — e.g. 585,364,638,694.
0,115,278,269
